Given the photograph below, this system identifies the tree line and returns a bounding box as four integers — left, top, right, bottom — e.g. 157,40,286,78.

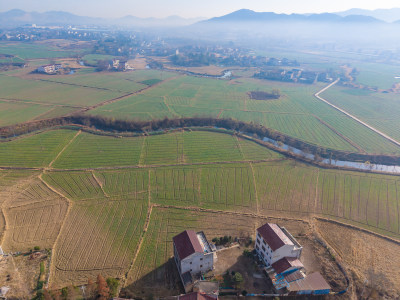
1,114,400,166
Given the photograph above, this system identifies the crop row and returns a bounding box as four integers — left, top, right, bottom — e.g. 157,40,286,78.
51,130,280,169
54,197,147,275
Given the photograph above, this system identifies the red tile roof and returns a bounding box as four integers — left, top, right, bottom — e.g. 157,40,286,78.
173,230,203,260
178,292,216,300
257,223,293,251
272,257,304,274
288,272,331,292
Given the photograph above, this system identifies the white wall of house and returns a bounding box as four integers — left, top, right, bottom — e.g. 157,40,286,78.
255,233,302,266
180,252,213,275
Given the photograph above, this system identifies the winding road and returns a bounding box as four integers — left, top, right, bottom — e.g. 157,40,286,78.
314,79,400,148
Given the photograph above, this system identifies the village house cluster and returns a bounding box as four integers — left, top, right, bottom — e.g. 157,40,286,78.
171,222,331,299
36,63,63,74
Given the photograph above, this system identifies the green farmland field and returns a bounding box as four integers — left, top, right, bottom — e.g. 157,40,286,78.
51,130,281,169
322,86,400,146
0,129,77,167
0,128,395,238
89,74,400,154
0,128,399,289
353,62,400,90
0,42,81,59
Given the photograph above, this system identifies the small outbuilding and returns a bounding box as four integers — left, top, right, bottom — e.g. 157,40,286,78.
287,272,331,295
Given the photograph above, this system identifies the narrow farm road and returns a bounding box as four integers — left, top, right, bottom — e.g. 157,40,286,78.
315,79,400,148
48,130,81,168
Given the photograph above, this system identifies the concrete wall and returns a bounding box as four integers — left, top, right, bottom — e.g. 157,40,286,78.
181,252,213,275
255,235,301,266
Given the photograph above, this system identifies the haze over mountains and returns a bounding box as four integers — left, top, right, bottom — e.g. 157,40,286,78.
0,9,204,28
1,8,400,28
202,9,384,24
336,8,400,23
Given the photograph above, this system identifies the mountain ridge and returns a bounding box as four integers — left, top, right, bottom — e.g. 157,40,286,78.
202,9,385,24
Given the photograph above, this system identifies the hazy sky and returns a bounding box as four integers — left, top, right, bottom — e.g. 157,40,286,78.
1,0,400,18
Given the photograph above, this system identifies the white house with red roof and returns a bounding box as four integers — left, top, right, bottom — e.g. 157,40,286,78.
255,223,302,268
173,230,215,292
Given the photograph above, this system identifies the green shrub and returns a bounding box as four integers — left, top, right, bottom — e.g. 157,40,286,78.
106,277,120,297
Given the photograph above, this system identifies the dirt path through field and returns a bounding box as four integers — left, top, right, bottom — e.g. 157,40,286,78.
0,158,286,172
315,79,400,148
312,114,365,153
121,202,154,289
82,75,182,113
39,173,73,289
10,255,31,298
91,171,109,198
48,130,81,168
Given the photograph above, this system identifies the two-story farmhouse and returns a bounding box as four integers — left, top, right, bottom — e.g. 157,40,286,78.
173,230,215,292
255,223,303,267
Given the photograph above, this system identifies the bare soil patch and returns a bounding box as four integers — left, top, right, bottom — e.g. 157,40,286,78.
127,56,148,70
213,246,273,293
0,252,49,299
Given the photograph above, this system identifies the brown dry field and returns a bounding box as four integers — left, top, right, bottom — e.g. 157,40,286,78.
127,56,148,70
1,178,69,252
316,219,400,299
166,65,228,76
35,39,93,50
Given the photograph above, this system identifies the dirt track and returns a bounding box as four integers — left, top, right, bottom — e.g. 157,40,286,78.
315,79,400,148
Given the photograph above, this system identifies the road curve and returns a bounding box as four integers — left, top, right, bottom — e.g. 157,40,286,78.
314,79,400,148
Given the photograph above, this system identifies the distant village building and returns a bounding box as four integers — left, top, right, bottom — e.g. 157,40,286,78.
37,64,62,74
255,223,303,267
173,230,215,292
109,59,133,71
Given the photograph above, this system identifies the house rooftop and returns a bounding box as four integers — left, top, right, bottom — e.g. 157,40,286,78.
173,230,203,260
272,257,304,275
257,223,300,251
287,272,331,292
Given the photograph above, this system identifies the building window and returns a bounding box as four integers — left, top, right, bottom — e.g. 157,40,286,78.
257,233,261,238
262,246,266,251
190,262,192,264
262,240,266,245
200,265,203,268
200,258,203,261
256,245,259,250
256,239,260,244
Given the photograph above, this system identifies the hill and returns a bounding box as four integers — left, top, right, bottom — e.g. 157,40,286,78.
336,7,400,23
0,9,203,28
202,9,383,24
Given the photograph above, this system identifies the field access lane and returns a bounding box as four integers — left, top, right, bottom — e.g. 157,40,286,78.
315,79,400,148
